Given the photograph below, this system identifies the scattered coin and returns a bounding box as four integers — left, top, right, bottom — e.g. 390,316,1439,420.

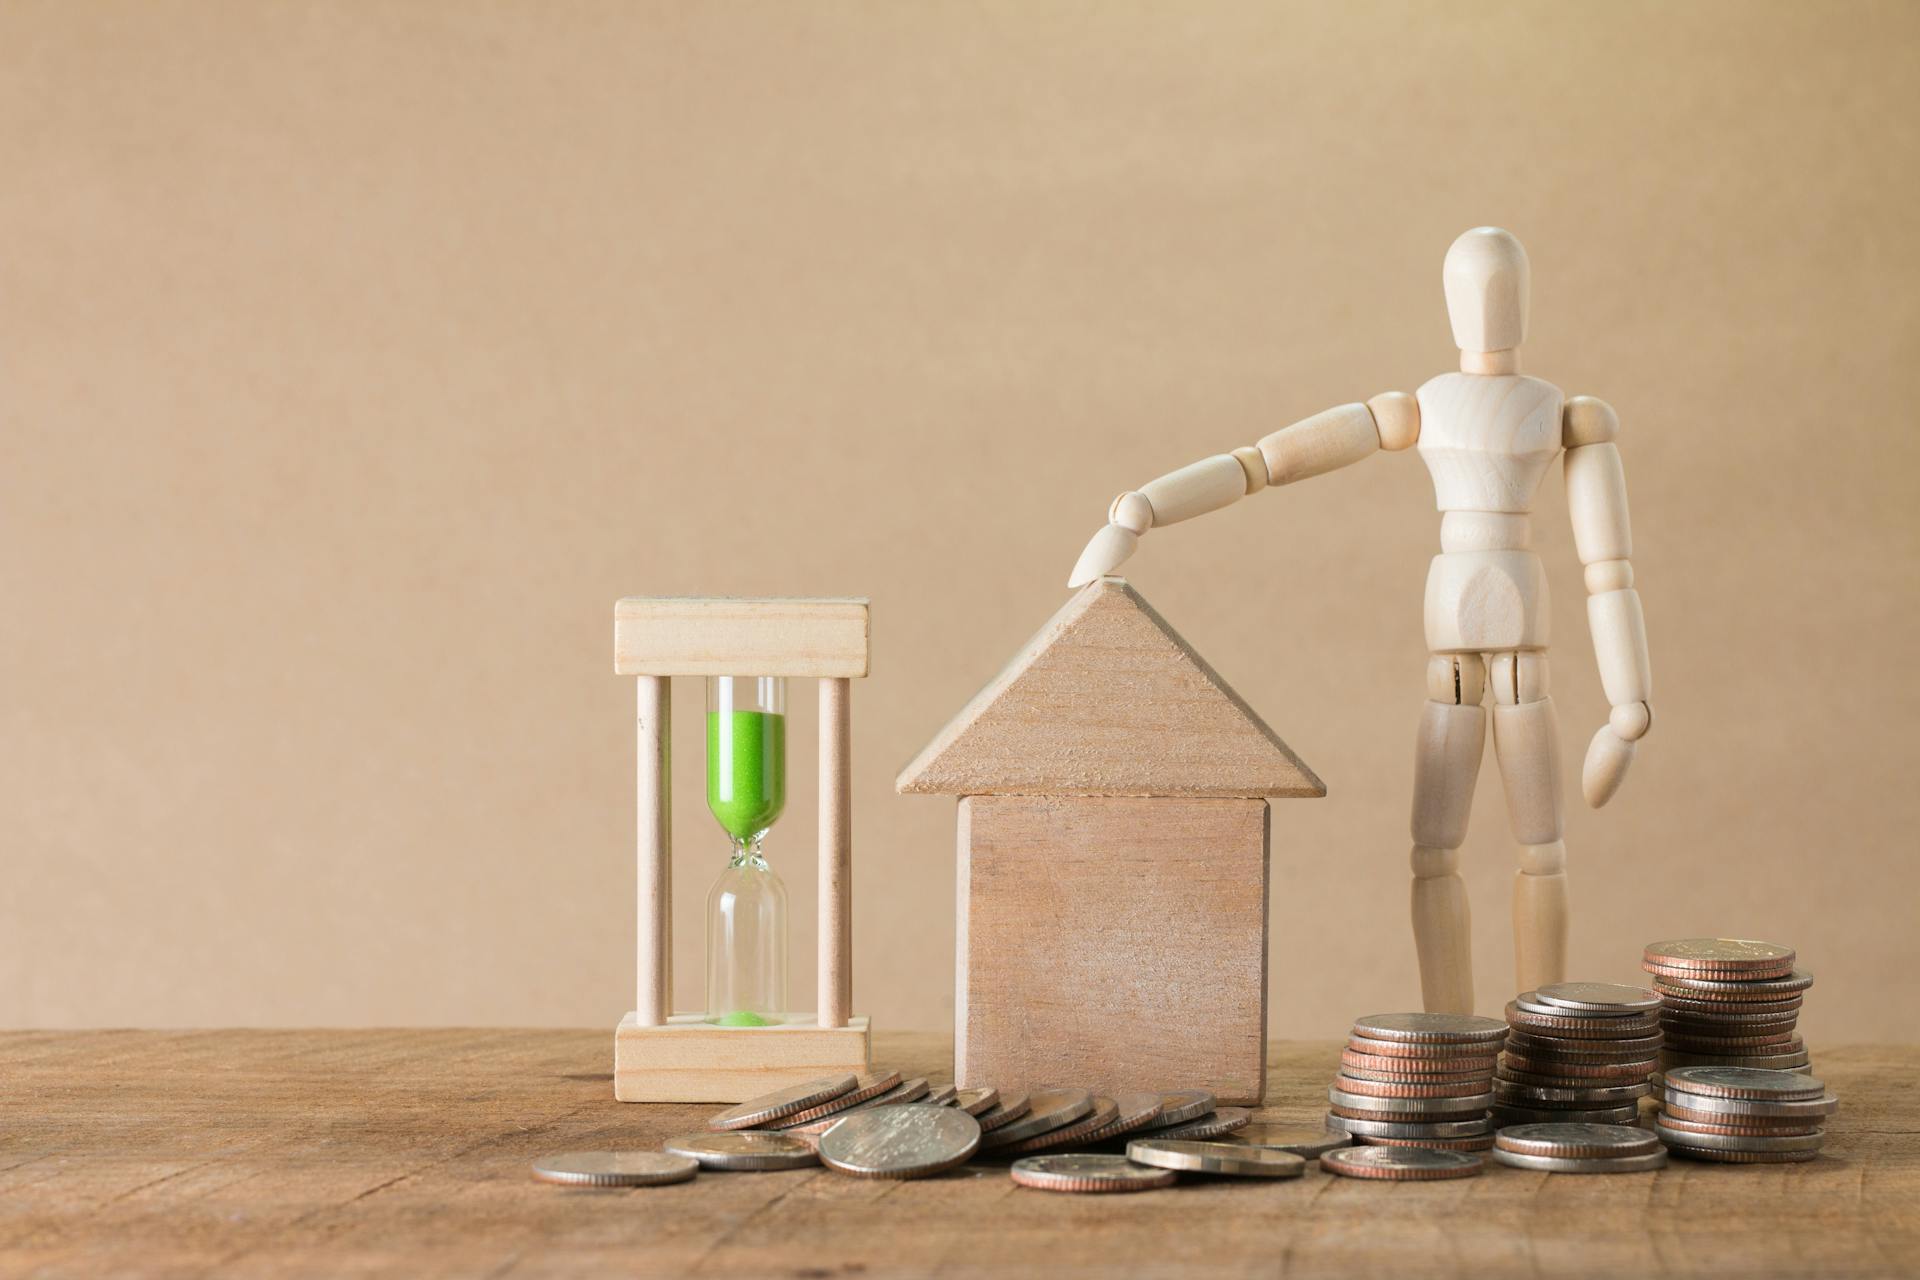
662,1131,819,1171
979,1088,1094,1147
975,1091,1033,1132
1352,1013,1509,1045
954,1087,1000,1116
532,1151,699,1187
1139,1107,1252,1140
1321,1146,1482,1181
1009,1154,1175,1194
818,1104,981,1179
1494,1123,1661,1160
924,1083,959,1107
996,1096,1120,1154
708,1074,858,1131
1077,1091,1166,1143
778,1077,933,1134
1493,1149,1669,1174
1127,1139,1305,1178
767,1070,903,1127
1236,1125,1354,1157
1155,1090,1217,1125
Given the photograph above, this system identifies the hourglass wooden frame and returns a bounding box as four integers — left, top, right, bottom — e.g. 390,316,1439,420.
612,596,872,1102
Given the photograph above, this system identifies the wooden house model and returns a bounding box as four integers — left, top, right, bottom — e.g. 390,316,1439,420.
896,577,1323,1105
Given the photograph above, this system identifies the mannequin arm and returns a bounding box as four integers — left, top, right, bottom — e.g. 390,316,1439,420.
1067,393,1418,587
1563,395,1653,807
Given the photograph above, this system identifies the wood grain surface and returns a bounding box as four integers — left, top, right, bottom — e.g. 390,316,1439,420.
1,1031,1913,1278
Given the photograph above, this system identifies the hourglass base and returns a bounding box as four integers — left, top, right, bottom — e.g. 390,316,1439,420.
613,1012,870,1103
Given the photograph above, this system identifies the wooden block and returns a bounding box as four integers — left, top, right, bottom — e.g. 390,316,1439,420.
1257,402,1379,486
896,578,1323,798
956,796,1269,1105
614,598,869,677
1443,226,1529,353
1565,442,1632,564
614,1013,870,1102
1423,550,1549,653
1139,453,1248,525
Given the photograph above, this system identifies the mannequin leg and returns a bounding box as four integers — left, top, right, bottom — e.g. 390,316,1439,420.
1490,651,1568,992
1409,654,1487,1013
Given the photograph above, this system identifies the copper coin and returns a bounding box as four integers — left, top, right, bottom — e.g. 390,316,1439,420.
1642,938,1797,974
1535,983,1663,1014
769,1070,903,1127
1495,1123,1661,1160
1660,991,1802,1016
1155,1090,1217,1125
1009,1153,1174,1193
1330,1103,1490,1124
1077,1091,1166,1143
1500,1053,1658,1080
1335,1073,1493,1099
1495,1079,1649,1105
1352,1013,1509,1045
1347,1036,1504,1060
1321,1146,1483,1181
954,1087,1000,1116
1503,1031,1665,1057
975,1091,1032,1132
1342,1049,1495,1076
1655,1114,1823,1138
1661,1032,1800,1052
1339,1063,1493,1085
923,1083,959,1107
1666,1146,1819,1164
1660,1050,1811,1072
1140,1107,1253,1140
979,1088,1094,1147
1652,972,1814,1001
1355,1133,1497,1151
1663,1066,1825,1101
708,1074,859,1131
780,1078,931,1134
1497,1067,1655,1090
996,1096,1120,1154
1324,1113,1494,1138
1660,1092,1838,1121
1492,1103,1642,1125
1505,1004,1661,1037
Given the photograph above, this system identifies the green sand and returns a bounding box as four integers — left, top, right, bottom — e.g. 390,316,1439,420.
706,709,786,842
713,1010,777,1027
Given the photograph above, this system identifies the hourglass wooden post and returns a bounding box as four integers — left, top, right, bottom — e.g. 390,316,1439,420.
612,596,872,1103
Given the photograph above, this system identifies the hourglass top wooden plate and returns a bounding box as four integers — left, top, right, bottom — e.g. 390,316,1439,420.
615,597,870,678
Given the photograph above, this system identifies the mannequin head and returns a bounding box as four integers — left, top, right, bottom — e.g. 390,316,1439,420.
1443,227,1530,354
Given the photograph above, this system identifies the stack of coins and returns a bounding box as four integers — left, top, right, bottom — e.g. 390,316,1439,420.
1493,984,1661,1127
1642,939,1813,1075
1492,1122,1667,1174
1653,1065,1837,1163
1323,1013,1505,1152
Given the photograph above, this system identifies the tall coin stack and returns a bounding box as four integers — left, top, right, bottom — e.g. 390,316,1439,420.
1642,938,1813,1075
1323,1013,1506,1152
1493,983,1662,1127
1653,1065,1837,1164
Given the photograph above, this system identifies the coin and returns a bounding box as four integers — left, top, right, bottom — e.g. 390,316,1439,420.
1662,1066,1825,1101
1666,1146,1820,1164
1491,1104,1643,1125
708,1074,858,1131
1654,1114,1822,1138
1654,1122,1825,1153
954,1087,1000,1116
1660,992,1802,1017
1353,1013,1509,1044
1141,1107,1253,1140
1660,1092,1839,1121
768,1070,903,1127
1493,1149,1669,1173
1494,1123,1661,1159
1357,1133,1497,1151
1236,1125,1354,1157
1324,1113,1494,1139
780,1078,934,1134
1505,1004,1662,1037
1504,1031,1665,1057
1500,1054,1657,1080
1493,1079,1649,1105
975,1091,1032,1132
531,1151,699,1187
1008,1153,1175,1193
818,1104,981,1179
662,1131,819,1171
1321,1146,1482,1181
1340,1062,1494,1084
924,1083,959,1107
1155,1089,1217,1125
1128,1139,1305,1178
1535,982,1664,1014
1652,970,1814,998
1077,1091,1166,1143
979,1088,1094,1147
1347,1036,1503,1060
1643,938,1796,974
1328,1086,1494,1114
1335,1073,1493,1099
996,1096,1121,1154
1660,1050,1811,1071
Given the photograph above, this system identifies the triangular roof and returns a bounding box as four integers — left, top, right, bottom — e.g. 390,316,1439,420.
895,578,1324,798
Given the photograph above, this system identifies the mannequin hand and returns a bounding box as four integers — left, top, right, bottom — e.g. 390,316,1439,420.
1582,701,1652,807
1067,523,1139,588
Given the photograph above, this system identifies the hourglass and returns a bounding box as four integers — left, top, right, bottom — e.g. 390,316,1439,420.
611,596,872,1103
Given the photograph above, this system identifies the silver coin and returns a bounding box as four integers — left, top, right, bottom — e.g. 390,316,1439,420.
1666,1146,1820,1164
779,1077,933,1134
662,1131,818,1171
1492,1104,1642,1125
1009,1153,1175,1193
1353,1013,1509,1044
1659,1049,1811,1070
1663,1066,1825,1101
1078,1091,1166,1143
1643,938,1795,971
818,1104,981,1179
923,1083,959,1107
1155,1089,1217,1125
1236,1124,1354,1157
531,1151,698,1187
1329,1086,1494,1114
1653,969,1814,997
996,1096,1121,1154
1139,1107,1253,1140
1654,1122,1825,1153
975,1091,1032,1132
768,1070,904,1128
1493,1079,1649,1104
954,1087,1000,1116
979,1088,1094,1146
1536,983,1663,1014
1127,1139,1305,1178
1494,1123,1660,1159
1324,1113,1494,1139
1493,1148,1669,1174
1320,1145,1483,1181
1659,1090,1840,1119
708,1074,858,1130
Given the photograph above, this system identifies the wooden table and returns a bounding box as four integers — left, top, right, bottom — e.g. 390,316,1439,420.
2,1031,1913,1277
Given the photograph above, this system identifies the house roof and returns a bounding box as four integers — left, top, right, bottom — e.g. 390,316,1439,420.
894,577,1324,798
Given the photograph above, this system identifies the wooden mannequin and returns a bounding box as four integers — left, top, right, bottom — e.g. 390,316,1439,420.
1068,227,1652,1013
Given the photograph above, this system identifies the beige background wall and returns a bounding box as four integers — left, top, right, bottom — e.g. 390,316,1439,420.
3,1,1915,1043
